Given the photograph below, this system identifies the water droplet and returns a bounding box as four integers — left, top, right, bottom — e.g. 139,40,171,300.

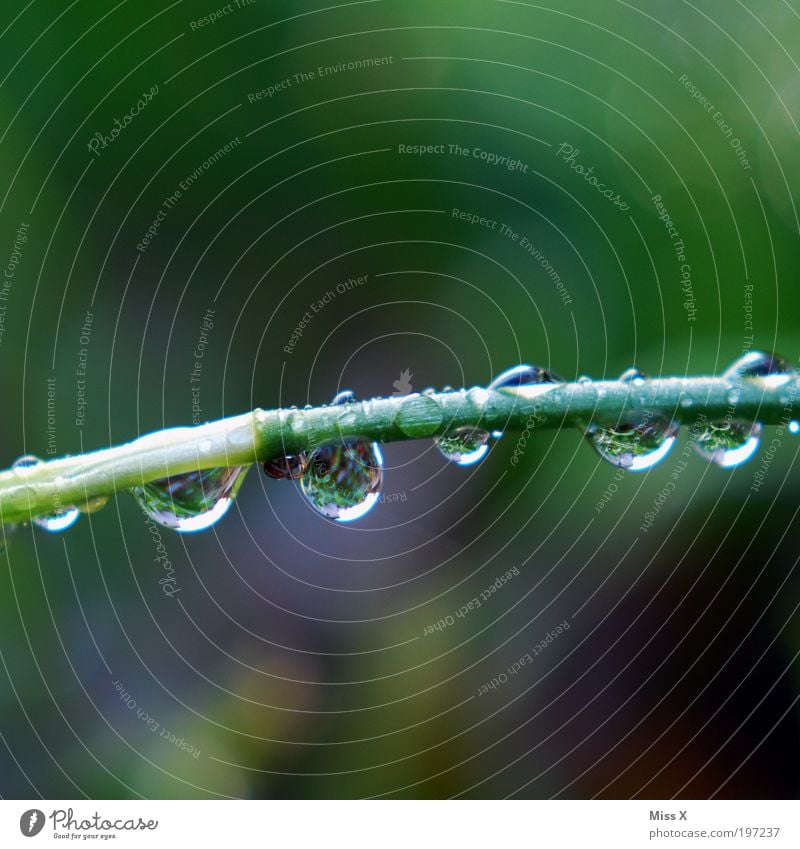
788,420,800,435
12,455,82,532
78,496,109,515
724,351,794,388
34,508,80,533
585,415,677,471
263,454,307,480
287,411,307,433
197,438,213,453
435,426,490,466
483,363,561,441
691,420,761,467
489,363,562,395
332,390,356,406
131,466,247,532
577,375,592,385
12,454,42,474
619,367,646,385
396,393,443,438
467,387,490,408
301,439,383,521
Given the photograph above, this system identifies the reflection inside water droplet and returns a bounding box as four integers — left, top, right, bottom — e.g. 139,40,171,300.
300,439,383,521
34,508,81,533
435,426,490,466
131,466,247,532
585,414,678,471
263,453,307,480
691,420,761,468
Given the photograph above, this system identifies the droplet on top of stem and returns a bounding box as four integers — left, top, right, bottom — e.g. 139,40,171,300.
619,367,646,385
488,363,562,398
724,351,794,388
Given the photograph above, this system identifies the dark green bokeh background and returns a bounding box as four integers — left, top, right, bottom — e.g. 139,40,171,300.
0,0,798,798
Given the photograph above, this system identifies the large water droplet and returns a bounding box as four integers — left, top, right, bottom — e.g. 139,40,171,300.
301,439,383,521
691,420,761,467
435,426,490,466
12,455,81,532
585,415,677,471
131,466,247,532
724,351,794,388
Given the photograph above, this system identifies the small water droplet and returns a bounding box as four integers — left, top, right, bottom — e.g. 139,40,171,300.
34,508,81,533
788,420,800,435
78,495,110,515
680,397,693,408
467,387,490,408
691,420,761,467
422,387,436,397
131,466,247,532
577,375,592,385
288,411,307,433
435,426,490,466
724,350,794,388
489,364,561,400
619,367,646,385
489,363,562,391
301,439,383,521
12,455,41,474
484,363,561,441
197,438,213,453
332,390,356,406
396,393,443,438
585,416,677,471
12,455,82,532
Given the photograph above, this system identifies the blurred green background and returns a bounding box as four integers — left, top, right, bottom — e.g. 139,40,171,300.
0,0,798,799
